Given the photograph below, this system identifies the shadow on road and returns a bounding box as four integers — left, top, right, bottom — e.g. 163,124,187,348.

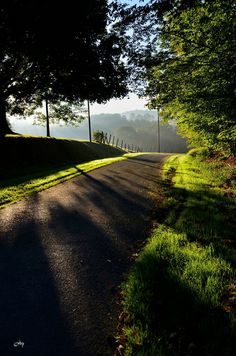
0,154,166,355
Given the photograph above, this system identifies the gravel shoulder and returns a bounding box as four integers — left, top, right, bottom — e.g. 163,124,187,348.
0,154,169,356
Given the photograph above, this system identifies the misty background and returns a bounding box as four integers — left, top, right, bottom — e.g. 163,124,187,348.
9,110,188,153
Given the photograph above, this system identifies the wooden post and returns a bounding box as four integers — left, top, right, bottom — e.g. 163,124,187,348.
157,107,161,152
45,98,50,137
104,132,108,144
87,99,92,142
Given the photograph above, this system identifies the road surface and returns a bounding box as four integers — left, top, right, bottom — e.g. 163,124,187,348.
0,154,168,356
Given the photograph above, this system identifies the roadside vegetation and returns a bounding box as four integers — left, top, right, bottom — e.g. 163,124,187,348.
0,135,142,208
118,149,236,355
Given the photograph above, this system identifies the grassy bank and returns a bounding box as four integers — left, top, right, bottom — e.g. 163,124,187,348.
0,135,141,208
0,135,126,180
119,150,236,355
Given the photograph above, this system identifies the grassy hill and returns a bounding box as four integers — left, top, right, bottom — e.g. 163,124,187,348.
0,135,140,208
0,135,126,180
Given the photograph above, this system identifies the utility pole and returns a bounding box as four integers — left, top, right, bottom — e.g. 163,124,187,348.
45,97,50,137
87,99,92,142
157,106,161,152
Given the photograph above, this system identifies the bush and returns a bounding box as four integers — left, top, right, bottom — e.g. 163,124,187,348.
93,130,104,143
188,147,210,158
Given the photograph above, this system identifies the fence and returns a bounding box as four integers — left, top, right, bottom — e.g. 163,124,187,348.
99,131,143,153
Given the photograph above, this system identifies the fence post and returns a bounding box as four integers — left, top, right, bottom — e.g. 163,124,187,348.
121,140,123,149
116,138,119,147
112,136,115,146
108,134,112,144
106,133,109,144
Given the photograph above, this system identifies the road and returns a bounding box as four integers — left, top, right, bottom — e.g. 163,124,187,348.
0,154,168,356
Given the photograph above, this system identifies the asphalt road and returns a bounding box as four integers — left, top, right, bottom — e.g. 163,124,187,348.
0,154,168,356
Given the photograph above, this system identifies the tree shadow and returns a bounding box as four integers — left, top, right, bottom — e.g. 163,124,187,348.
0,154,165,355
163,181,236,257
136,252,236,355
142,178,236,354
0,194,81,356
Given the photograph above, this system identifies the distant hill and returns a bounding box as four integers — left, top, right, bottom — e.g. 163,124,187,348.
9,110,188,153
122,110,157,120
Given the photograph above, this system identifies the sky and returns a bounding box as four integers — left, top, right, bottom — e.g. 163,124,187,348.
90,93,148,115
90,1,151,115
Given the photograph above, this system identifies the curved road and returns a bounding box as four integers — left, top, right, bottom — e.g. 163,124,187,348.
0,154,168,356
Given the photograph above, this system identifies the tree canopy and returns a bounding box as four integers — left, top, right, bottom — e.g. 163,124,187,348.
0,0,128,134
122,0,236,154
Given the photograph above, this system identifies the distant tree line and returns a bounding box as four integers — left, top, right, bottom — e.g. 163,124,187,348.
11,111,188,153
91,112,187,153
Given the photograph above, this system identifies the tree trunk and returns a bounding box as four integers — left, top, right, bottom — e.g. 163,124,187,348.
0,92,15,136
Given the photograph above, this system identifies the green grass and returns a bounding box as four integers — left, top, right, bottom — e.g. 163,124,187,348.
163,154,236,252
0,153,142,208
0,134,128,180
119,151,236,355
0,134,149,207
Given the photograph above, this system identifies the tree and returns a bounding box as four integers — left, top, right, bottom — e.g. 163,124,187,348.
120,0,236,153
0,0,128,135
146,0,236,153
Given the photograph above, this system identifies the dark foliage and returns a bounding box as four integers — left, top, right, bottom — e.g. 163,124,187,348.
0,0,128,134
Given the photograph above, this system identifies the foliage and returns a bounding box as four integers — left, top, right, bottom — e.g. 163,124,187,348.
0,0,128,133
10,93,88,126
122,0,236,154
93,130,105,143
146,0,236,153
187,147,211,158
36,101,86,127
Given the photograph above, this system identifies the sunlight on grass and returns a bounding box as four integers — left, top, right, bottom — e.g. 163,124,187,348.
122,225,233,355
119,151,236,355
0,153,143,208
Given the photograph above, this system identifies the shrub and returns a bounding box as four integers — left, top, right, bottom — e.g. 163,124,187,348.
93,130,104,143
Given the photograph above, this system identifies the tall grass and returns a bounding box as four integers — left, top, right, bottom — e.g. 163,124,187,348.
119,151,236,355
